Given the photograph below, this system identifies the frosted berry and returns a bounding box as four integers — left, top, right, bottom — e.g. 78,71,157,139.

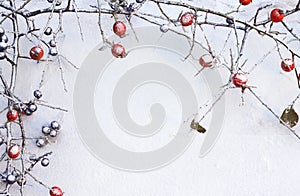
36,138,47,147
232,73,248,87
0,34,8,43
29,154,37,161
41,157,50,167
0,42,8,52
160,24,169,33
17,177,26,186
281,58,295,72
50,186,63,196
7,109,18,121
42,126,51,135
270,8,284,23
6,174,16,184
111,44,126,58
49,40,56,47
226,18,234,25
113,21,126,37
199,54,214,68
34,89,42,99
11,169,21,177
8,145,21,159
0,52,5,60
44,27,53,36
49,47,58,56
239,0,252,5
180,13,194,26
51,121,61,130
0,27,5,36
30,46,44,60
47,0,62,6
49,130,58,137
24,108,33,116
28,103,37,113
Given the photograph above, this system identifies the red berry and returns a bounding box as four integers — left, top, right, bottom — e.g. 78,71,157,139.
232,73,248,87
180,13,194,26
199,54,214,68
30,46,44,60
50,186,63,196
7,109,18,121
113,21,126,37
111,44,126,58
270,8,284,23
281,58,295,72
239,0,252,5
8,145,21,159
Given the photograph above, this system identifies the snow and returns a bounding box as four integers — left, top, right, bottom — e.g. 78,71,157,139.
3,0,300,195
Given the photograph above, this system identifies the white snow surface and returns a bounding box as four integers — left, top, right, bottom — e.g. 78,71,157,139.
3,0,300,195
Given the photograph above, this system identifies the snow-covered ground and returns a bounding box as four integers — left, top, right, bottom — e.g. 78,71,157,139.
5,0,300,195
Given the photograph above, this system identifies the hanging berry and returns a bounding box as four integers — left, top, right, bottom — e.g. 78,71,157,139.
49,129,58,137
180,13,194,26
36,137,48,147
160,24,169,33
49,40,56,47
281,58,295,72
42,126,51,135
6,174,16,184
27,102,37,112
13,103,26,114
7,109,18,121
47,0,62,6
49,47,58,56
11,169,21,178
29,154,37,161
41,157,50,167
34,89,43,99
232,72,248,87
199,54,214,68
50,186,63,196
8,145,21,159
30,46,44,60
44,27,53,36
270,8,284,23
239,0,252,5
0,27,5,35
226,18,234,25
0,34,8,43
113,21,126,37
0,42,8,52
51,121,61,130
0,52,5,60
0,27,8,55
24,107,33,116
111,44,126,58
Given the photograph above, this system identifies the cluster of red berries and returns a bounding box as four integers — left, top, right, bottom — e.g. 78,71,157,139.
229,58,296,90
239,0,285,23
195,1,292,90
111,21,127,58
5,87,64,195
110,11,195,58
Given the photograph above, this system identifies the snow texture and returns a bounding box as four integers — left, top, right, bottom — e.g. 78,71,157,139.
5,0,300,195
